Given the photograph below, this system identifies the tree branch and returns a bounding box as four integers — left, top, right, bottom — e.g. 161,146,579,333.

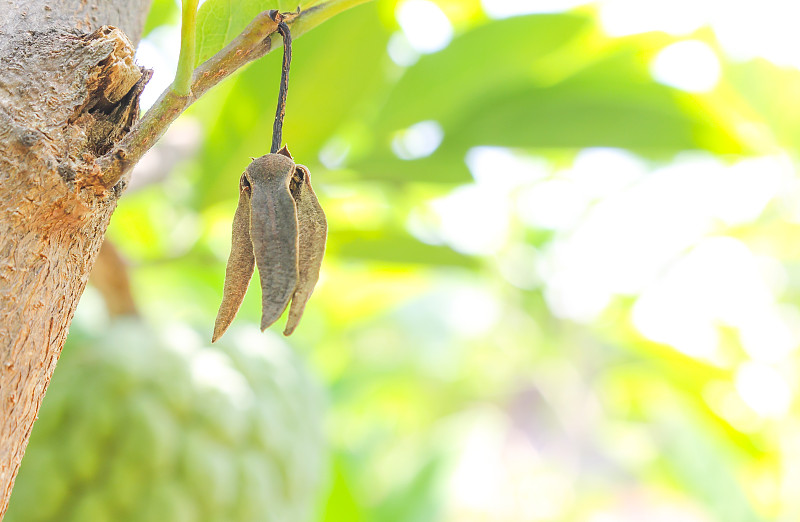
97,0,372,189
89,241,139,317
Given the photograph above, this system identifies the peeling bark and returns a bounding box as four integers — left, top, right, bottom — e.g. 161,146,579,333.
0,0,151,516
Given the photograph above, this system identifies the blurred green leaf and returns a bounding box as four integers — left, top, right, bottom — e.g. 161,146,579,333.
350,14,746,185
144,0,180,37
440,47,742,153
651,394,764,522
330,229,478,267
321,456,366,522
371,14,593,134
727,58,800,152
352,151,473,184
370,457,443,522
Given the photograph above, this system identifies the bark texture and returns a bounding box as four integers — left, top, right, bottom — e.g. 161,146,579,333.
0,1,151,516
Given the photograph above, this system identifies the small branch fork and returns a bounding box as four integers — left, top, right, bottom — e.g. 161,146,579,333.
95,0,373,190
96,10,287,188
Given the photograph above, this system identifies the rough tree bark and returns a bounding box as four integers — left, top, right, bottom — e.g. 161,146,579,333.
0,0,152,516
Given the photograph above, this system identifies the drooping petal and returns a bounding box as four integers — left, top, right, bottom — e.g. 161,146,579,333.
246,154,299,331
213,174,256,343
284,165,327,336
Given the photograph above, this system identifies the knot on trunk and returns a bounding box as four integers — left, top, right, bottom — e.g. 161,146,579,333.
68,26,150,156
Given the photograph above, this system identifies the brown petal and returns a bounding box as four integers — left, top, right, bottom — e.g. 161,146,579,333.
212,174,255,343
246,154,299,331
284,165,327,336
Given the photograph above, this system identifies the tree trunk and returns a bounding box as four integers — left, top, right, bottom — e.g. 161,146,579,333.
0,1,151,516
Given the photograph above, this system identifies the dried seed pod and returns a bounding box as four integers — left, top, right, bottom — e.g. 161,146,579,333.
212,174,255,343
284,164,327,336
213,148,326,341
213,21,326,340
245,153,299,331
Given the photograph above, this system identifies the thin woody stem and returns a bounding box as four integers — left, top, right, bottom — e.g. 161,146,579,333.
271,21,292,154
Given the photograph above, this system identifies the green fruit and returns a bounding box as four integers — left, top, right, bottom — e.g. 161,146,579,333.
5,319,325,522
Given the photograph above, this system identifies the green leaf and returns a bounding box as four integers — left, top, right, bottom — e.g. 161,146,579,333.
349,14,748,186
194,0,303,65
371,14,593,135
433,46,743,153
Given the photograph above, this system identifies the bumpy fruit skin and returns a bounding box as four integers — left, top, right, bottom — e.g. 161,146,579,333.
6,319,326,522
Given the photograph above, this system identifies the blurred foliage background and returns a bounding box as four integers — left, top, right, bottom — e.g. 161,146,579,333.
13,0,800,520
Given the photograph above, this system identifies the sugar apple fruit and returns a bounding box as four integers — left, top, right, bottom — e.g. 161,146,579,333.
5,319,326,522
